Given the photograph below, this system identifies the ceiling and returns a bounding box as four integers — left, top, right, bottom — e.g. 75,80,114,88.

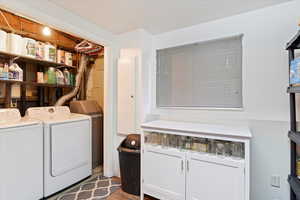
50,0,290,34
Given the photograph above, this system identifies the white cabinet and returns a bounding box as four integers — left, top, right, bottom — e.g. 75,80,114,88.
143,146,245,200
186,153,245,200
141,120,251,200
117,56,137,134
143,147,185,200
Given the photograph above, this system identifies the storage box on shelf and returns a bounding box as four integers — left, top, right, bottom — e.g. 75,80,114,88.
141,120,251,200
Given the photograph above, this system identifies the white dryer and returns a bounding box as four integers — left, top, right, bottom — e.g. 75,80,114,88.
26,106,92,197
0,109,43,200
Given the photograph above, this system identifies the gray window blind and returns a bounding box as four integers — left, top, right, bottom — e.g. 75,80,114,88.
156,35,243,108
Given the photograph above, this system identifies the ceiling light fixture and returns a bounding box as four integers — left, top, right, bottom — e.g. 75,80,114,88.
42,26,51,36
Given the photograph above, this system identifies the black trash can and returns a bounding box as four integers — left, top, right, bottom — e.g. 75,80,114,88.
118,134,141,195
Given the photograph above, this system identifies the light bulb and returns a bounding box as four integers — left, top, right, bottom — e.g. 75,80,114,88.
42,26,51,36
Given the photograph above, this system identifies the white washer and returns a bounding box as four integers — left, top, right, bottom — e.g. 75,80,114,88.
0,109,43,200
26,106,92,197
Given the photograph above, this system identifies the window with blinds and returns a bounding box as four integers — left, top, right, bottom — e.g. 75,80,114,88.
156,35,243,108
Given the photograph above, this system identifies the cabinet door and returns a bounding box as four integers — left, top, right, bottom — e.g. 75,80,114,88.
143,147,186,200
186,153,245,200
117,56,136,134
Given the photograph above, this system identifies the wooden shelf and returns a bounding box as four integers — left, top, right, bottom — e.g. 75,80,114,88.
0,96,38,103
0,79,74,89
0,50,77,69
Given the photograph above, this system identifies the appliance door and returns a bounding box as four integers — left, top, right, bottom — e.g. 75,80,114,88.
50,119,91,177
0,124,43,200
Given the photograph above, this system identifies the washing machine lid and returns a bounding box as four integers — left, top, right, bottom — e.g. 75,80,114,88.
0,109,40,129
26,106,90,124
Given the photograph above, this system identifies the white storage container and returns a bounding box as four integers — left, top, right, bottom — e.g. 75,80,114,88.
56,69,64,85
7,33,22,55
15,63,23,81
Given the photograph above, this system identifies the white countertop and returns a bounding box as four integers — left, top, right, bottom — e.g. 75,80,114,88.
141,120,252,138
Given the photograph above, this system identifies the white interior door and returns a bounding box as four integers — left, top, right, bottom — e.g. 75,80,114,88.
186,153,245,200
50,120,91,177
143,147,186,200
117,57,136,135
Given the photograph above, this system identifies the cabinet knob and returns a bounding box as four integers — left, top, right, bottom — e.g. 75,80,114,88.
187,160,190,172
181,160,184,172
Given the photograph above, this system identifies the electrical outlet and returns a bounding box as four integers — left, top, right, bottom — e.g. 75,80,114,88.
271,175,281,188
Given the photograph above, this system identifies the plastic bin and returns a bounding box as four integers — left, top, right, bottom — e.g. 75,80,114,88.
118,134,141,195
70,100,103,169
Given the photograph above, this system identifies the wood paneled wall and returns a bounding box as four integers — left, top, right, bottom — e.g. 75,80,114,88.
0,9,81,51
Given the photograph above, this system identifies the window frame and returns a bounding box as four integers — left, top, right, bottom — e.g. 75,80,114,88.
155,34,244,111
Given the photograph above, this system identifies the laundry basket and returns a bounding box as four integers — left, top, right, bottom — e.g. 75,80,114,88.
118,134,141,195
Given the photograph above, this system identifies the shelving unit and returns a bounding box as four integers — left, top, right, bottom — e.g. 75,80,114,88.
286,30,300,200
0,50,77,115
0,80,75,89
0,8,104,116
0,50,77,69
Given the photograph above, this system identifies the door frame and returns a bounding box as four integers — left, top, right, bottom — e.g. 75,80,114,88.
0,0,116,177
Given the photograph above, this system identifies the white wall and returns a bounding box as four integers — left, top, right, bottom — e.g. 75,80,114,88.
0,0,114,45
152,1,299,122
113,29,153,176
147,1,300,200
